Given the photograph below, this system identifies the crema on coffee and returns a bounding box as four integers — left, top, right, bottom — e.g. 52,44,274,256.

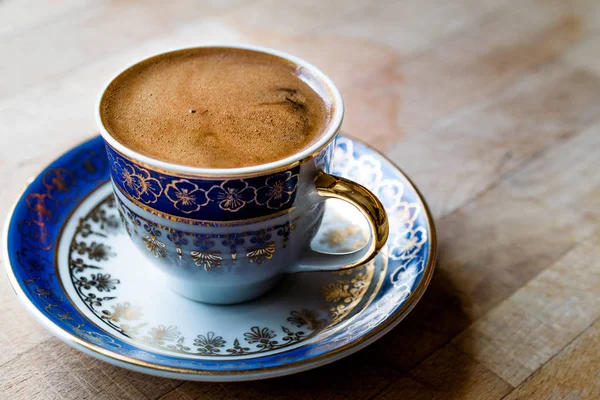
100,48,331,168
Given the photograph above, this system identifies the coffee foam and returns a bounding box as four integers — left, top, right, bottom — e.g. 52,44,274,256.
100,48,331,168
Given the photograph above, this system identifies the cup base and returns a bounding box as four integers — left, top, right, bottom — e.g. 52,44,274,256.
168,274,284,304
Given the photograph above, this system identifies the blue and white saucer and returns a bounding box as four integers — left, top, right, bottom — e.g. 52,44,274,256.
3,134,436,381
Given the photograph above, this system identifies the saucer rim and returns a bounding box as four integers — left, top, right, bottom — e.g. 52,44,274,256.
2,134,437,381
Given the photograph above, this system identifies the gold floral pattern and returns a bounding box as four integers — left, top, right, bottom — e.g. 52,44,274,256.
73,241,115,261
322,282,359,303
276,221,296,248
206,180,256,212
145,325,180,345
244,327,277,350
164,179,209,214
320,224,367,253
67,193,380,357
85,273,119,292
42,168,77,204
66,195,356,356
246,242,276,265
107,302,143,322
68,196,127,336
320,229,345,247
123,310,324,356
107,145,302,220
114,157,163,203
190,250,222,271
117,196,298,269
120,323,145,337
142,234,167,258
226,339,250,355
255,171,299,210
321,265,374,323
287,309,319,330
193,332,226,355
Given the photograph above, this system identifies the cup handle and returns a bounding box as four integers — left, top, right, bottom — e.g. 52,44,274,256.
288,172,389,273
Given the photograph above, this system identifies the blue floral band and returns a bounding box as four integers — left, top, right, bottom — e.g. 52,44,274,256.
105,145,315,222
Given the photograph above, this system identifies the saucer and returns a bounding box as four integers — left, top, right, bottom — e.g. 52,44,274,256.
4,134,436,381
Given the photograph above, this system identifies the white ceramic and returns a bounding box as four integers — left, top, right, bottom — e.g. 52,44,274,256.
4,134,436,381
96,45,389,304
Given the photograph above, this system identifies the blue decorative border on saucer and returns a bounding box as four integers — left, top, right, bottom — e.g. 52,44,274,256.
5,134,435,376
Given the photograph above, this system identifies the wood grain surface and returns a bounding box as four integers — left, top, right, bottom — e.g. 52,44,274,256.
1,0,599,399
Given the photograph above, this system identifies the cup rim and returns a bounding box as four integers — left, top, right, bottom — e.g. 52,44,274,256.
96,44,344,177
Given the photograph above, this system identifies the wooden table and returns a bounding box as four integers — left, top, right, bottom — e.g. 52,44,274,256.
1,0,599,398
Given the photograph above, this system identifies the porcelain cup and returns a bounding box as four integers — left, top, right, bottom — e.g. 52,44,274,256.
96,45,389,304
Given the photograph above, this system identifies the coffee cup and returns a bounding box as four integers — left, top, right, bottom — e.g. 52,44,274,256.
96,45,389,304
